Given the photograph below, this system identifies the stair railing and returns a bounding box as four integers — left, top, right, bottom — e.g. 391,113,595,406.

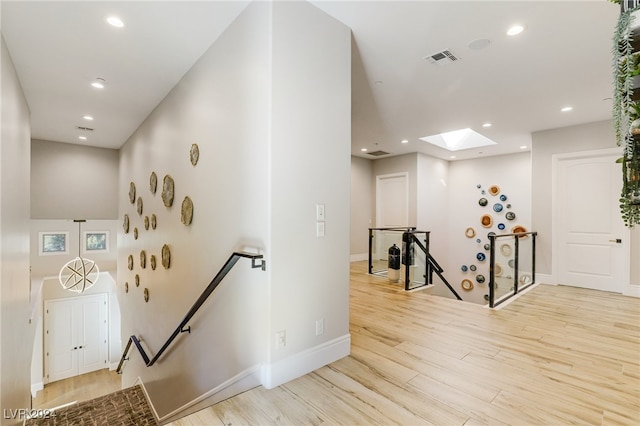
488,231,537,308
408,232,462,300
116,251,265,373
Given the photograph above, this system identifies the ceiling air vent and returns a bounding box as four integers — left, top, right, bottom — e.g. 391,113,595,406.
425,49,459,65
75,126,94,131
367,150,390,157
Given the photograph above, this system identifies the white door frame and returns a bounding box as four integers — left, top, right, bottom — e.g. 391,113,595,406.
375,172,409,227
551,148,630,292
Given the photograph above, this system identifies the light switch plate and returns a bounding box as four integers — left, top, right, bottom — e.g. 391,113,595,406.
316,222,325,237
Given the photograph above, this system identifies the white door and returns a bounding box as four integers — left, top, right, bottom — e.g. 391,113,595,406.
46,293,108,383
554,150,628,292
376,173,409,259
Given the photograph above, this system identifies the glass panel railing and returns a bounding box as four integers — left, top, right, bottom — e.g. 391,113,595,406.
488,231,537,308
368,227,415,277
405,231,429,290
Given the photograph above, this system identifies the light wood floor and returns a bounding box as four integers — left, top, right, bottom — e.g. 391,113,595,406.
171,261,640,426
32,368,121,410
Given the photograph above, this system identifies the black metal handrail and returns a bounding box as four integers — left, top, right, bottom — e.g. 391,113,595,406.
116,251,265,373
488,231,537,308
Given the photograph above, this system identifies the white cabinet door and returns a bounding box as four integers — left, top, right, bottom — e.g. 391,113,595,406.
45,293,108,383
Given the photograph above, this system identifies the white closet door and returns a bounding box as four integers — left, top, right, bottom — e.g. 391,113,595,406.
46,299,77,383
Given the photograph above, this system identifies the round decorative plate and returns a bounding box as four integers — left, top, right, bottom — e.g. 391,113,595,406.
181,196,194,225
162,244,171,269
123,214,130,234
484,294,489,301
497,223,505,230
476,252,486,261
508,259,515,268
127,255,133,271
133,227,138,240
144,216,149,230
470,265,477,272
125,282,129,293
488,185,500,196
151,214,157,230
190,144,200,166
144,288,149,302
461,265,468,272
506,204,512,209
461,279,474,291
476,274,486,284
520,274,532,285
500,244,513,257
493,203,503,213
140,250,146,269
135,274,140,287
465,227,476,238
500,194,507,202
162,175,175,207
481,214,493,228
476,238,481,243
484,243,490,251
511,225,527,236
129,182,136,204
478,198,488,207
495,263,503,277
150,172,157,194
476,184,482,189
137,196,143,216
150,255,157,270
505,211,516,221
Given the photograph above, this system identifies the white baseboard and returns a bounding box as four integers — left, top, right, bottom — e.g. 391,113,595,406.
109,362,119,371
536,273,554,285
261,333,351,390
31,381,43,398
350,253,368,262
624,284,640,297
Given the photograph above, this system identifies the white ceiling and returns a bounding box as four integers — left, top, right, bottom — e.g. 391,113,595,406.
1,1,620,161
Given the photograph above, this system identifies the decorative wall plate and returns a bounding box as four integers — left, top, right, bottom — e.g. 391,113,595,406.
520,274,532,285
137,196,143,216
484,243,490,251
123,214,130,233
150,172,157,194
127,255,133,271
135,274,140,287
465,227,476,238
150,254,156,270
162,244,171,269
495,263,503,277
506,204,512,209
476,184,482,189
500,244,513,257
476,238,481,244
484,294,489,301
144,216,149,230
151,214,157,230
475,274,486,284
500,194,507,202
481,214,493,228
140,250,146,269
476,252,486,261
470,265,477,271
505,211,516,221
125,282,129,293
508,259,515,268
144,288,149,303
488,185,500,196
134,227,139,240
497,223,505,230
461,265,468,272
129,182,136,204
493,203,503,213
511,225,527,236
162,175,175,207
190,144,200,166
181,196,194,225
461,279,474,291
478,198,488,207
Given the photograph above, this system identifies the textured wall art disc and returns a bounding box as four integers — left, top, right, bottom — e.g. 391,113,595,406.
181,196,194,225
162,244,171,269
151,214,157,230
461,279,474,291
488,185,500,196
150,254,156,270
190,144,199,166
481,214,493,228
144,216,149,230
129,182,136,204
140,250,146,269
162,175,175,207
144,288,149,303
133,227,138,240
137,196,143,216
123,214,129,233
135,274,140,287
127,255,133,271
125,282,129,293
150,172,157,194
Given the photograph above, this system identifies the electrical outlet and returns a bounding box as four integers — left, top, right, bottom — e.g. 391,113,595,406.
315,318,324,336
316,204,326,221
276,330,286,349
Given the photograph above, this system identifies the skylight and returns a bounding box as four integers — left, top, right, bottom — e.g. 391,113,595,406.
419,128,497,152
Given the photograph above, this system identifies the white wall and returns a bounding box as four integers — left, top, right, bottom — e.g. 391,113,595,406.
117,1,350,420
417,153,450,260
31,140,119,220
0,35,33,425
350,156,374,259
447,153,532,304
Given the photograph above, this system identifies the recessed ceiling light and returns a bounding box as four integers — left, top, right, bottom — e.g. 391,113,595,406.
507,25,525,36
106,16,124,28
482,123,492,128
468,38,491,50
449,155,457,159
78,136,87,141
91,78,106,89
561,106,573,112
83,115,94,121
520,145,528,149
361,148,368,152
401,139,409,144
